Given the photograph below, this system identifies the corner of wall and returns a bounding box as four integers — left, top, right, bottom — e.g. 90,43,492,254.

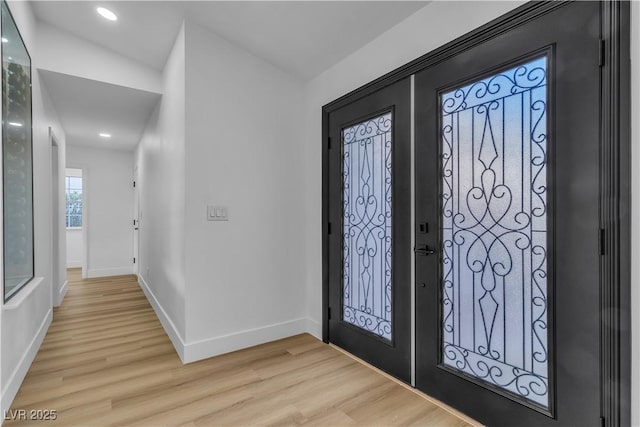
35,21,163,94
305,317,322,341
54,280,68,307
183,318,310,364
137,274,186,363
179,14,309,363
134,13,188,364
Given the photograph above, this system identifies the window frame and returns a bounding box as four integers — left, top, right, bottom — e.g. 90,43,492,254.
64,174,83,230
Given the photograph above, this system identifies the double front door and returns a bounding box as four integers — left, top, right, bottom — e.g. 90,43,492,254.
326,2,605,425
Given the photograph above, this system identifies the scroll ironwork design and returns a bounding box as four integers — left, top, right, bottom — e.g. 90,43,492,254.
342,112,393,341
440,56,549,407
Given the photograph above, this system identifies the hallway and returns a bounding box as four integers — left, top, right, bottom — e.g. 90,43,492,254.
5,270,474,426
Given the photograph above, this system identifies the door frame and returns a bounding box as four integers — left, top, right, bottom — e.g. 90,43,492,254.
66,163,89,279
49,128,63,306
133,165,139,275
321,2,630,425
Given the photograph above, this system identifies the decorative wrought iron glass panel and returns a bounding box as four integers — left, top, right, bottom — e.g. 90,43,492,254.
440,56,549,407
342,112,393,341
2,0,34,302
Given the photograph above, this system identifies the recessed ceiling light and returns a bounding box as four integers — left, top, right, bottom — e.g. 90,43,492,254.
8,122,23,127
96,7,117,21
1,38,7,43
99,133,111,138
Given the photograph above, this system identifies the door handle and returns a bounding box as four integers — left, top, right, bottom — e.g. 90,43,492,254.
414,245,436,256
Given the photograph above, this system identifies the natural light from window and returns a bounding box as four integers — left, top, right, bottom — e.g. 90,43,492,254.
66,168,83,228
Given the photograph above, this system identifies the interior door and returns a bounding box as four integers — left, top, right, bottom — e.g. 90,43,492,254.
133,167,139,275
327,78,411,382
415,2,601,425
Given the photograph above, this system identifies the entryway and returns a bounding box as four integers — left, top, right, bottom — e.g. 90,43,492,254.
323,2,630,426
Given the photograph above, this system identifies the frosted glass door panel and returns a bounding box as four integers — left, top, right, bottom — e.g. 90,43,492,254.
342,112,393,341
440,56,549,407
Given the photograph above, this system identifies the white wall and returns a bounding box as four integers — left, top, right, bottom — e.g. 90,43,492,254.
181,21,306,361
1,0,66,417
66,229,82,268
67,145,134,278
36,21,162,94
135,23,187,354
136,20,307,362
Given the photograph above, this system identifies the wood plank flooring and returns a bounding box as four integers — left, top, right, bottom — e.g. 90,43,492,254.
6,269,476,426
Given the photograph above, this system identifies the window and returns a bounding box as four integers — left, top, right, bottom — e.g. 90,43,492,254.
342,112,394,341
65,169,82,228
440,55,549,407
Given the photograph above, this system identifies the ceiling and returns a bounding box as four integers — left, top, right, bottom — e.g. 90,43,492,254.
31,1,428,80
40,70,161,151
32,1,428,152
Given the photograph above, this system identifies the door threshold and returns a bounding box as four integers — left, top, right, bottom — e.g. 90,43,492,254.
329,343,483,427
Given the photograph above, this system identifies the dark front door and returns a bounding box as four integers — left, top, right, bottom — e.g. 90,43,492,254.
415,2,602,425
327,78,411,382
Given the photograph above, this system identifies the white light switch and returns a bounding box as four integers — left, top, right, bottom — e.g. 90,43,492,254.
207,205,229,221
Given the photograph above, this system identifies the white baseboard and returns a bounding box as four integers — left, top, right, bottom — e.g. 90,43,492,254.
66,261,82,268
87,266,134,278
137,275,186,362
305,317,322,340
183,317,309,364
0,308,52,419
136,275,323,366
54,280,68,307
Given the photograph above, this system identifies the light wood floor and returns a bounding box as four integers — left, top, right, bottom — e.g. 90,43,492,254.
7,269,474,426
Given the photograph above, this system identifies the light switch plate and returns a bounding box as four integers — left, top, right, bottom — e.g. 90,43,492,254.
207,205,228,221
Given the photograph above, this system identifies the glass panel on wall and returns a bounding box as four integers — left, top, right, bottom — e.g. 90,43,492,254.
2,0,33,301
65,169,83,228
440,56,549,407
342,112,393,341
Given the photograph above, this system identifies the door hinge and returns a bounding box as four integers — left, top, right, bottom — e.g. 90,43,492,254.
133,257,136,264
600,417,605,427
328,137,332,150
328,222,332,234
328,306,331,320
599,228,606,255
599,39,606,67
133,181,136,188
133,219,137,226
